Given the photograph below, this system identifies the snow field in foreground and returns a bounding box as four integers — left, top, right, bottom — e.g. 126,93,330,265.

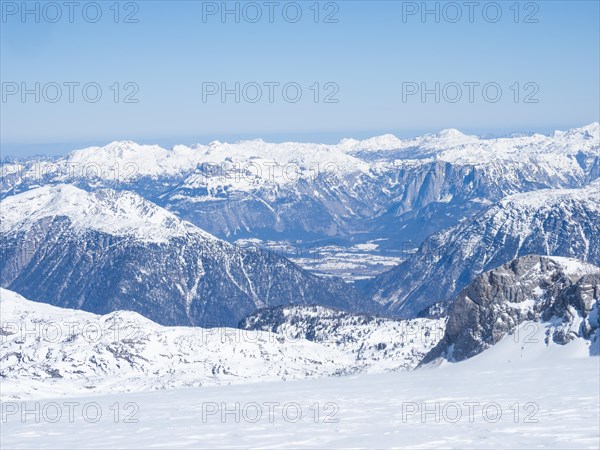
2,322,599,449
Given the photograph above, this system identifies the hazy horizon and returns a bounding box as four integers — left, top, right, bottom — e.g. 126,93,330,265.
3,121,598,158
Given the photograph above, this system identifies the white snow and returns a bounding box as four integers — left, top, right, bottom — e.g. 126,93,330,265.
0,289,443,401
548,255,600,278
342,123,599,164
67,141,203,178
0,184,216,243
8,123,597,187
1,320,597,449
499,183,600,212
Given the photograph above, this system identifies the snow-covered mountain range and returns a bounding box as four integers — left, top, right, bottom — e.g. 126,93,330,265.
1,123,599,405
369,181,600,317
240,305,445,371
2,124,598,251
0,185,377,327
0,288,439,400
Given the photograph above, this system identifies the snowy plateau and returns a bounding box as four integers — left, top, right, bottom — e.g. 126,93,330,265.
0,125,599,448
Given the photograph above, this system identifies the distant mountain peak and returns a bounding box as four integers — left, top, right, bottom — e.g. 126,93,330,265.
434,128,468,139
26,123,594,181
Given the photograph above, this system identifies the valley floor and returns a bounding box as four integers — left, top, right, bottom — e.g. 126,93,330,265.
2,325,599,449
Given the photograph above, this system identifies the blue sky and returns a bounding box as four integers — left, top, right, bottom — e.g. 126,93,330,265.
1,0,599,156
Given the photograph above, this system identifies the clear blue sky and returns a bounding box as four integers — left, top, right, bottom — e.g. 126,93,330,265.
1,0,599,156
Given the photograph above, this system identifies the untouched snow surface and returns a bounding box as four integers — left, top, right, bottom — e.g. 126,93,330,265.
1,321,598,448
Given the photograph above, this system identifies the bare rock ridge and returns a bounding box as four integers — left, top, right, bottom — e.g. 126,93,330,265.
421,255,600,364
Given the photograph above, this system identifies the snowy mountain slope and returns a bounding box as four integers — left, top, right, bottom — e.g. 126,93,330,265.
1,288,435,400
421,256,600,364
0,186,378,327
1,124,597,251
368,182,600,317
2,319,598,449
0,288,351,400
240,305,445,371
0,184,213,243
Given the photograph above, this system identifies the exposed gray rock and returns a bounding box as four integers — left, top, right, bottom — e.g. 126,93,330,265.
422,256,600,363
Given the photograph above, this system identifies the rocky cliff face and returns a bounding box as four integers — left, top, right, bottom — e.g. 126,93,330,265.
421,256,600,364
